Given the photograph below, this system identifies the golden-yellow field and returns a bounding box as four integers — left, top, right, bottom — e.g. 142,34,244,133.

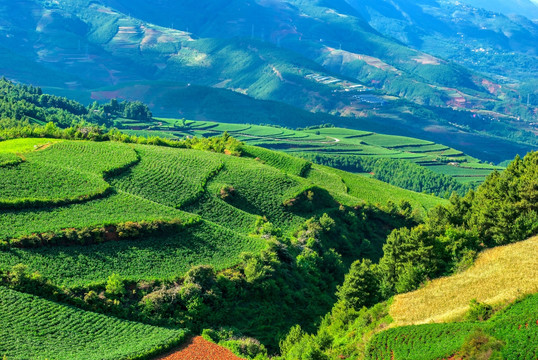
390,236,538,326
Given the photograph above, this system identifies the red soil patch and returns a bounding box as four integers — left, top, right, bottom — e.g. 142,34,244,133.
155,336,245,360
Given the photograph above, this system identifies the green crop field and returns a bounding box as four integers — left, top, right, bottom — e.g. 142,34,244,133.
0,221,265,287
0,138,62,154
367,294,538,360
325,166,447,211
0,191,193,241
0,138,444,289
242,145,311,176
489,295,538,360
366,323,476,360
110,145,224,208
0,140,141,208
0,286,187,360
114,118,498,192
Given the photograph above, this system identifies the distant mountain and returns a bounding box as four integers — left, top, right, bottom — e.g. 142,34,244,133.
460,0,538,20
0,0,535,163
345,0,538,81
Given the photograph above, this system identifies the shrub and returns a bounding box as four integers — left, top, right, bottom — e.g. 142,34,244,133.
467,299,493,322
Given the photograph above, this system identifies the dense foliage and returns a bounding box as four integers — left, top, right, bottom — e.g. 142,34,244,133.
301,153,473,197
272,152,538,359
100,98,152,121
0,78,110,127
377,151,538,297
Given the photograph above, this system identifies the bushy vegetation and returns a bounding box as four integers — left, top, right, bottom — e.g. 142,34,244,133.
377,151,538,297
390,236,538,326
0,81,535,360
100,98,152,121
270,152,538,360
0,78,110,127
0,286,188,360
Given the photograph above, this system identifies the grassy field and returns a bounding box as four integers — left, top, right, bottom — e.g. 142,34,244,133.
0,138,63,154
0,286,187,359
390,236,538,326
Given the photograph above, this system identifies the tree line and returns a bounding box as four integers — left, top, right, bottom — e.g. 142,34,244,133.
300,153,474,197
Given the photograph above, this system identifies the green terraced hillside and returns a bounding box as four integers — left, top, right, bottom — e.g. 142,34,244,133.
0,137,444,289
117,117,505,196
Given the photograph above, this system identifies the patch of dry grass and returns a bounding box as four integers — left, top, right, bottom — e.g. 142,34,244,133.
390,236,538,326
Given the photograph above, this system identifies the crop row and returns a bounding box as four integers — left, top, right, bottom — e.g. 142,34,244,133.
27,141,139,176
110,145,224,208
212,157,309,231
242,145,312,177
488,294,538,359
0,152,22,167
0,161,111,208
0,286,187,360
0,141,140,209
366,323,475,360
0,221,266,287
368,295,538,360
0,192,191,240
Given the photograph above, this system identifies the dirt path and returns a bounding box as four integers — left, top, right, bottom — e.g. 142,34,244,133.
155,336,245,360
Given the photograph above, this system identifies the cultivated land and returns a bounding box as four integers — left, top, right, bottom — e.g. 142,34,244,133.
0,128,535,359
0,136,445,357
0,286,187,360
118,118,503,186
367,295,538,360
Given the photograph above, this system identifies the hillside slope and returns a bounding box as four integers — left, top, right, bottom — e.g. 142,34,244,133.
346,0,538,80
390,236,538,326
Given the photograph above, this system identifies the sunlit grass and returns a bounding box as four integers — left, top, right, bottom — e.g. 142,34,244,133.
390,236,538,326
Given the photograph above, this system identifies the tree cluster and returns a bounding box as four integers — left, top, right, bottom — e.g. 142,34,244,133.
301,153,474,197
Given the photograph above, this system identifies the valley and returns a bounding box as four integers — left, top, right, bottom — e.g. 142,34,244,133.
0,0,536,359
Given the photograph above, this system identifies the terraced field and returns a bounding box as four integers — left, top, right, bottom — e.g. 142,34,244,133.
117,118,501,185
0,286,187,360
367,294,538,360
390,236,538,326
0,137,444,288
110,145,224,208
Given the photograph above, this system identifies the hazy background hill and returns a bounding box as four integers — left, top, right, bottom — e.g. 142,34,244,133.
461,0,538,20
0,0,536,163
346,0,538,81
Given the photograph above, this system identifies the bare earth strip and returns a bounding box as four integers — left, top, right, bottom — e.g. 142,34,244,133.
155,336,245,360
391,236,538,326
